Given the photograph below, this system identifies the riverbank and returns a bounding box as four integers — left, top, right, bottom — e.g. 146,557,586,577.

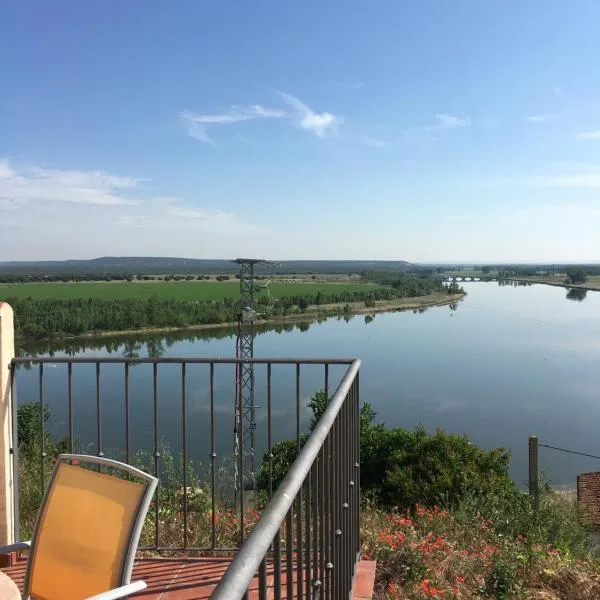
508,276,600,292
16,291,466,343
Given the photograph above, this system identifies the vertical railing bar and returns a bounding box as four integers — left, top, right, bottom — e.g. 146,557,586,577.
344,397,350,595
153,361,159,549
350,379,358,575
239,361,245,544
318,445,325,599
348,381,355,583
96,361,102,470
67,362,73,454
355,371,361,565
323,365,331,600
38,363,45,492
259,556,268,600
296,486,304,600
10,364,20,543
182,362,188,549
305,472,312,599
296,364,303,600
267,363,273,498
286,509,294,600
124,363,130,468
312,451,319,596
210,362,217,549
342,394,352,592
334,411,341,596
337,399,348,593
274,529,282,600
324,428,332,600
343,394,350,594
296,364,301,453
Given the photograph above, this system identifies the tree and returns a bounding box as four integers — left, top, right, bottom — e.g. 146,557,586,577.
566,267,588,285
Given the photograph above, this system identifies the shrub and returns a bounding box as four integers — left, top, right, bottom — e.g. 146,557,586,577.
258,391,514,511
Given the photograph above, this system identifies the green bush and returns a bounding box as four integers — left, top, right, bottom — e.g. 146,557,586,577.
258,391,515,510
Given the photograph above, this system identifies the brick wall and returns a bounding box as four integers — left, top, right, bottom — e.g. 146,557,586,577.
577,471,600,526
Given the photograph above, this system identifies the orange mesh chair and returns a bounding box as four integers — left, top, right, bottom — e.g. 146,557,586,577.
0,454,158,600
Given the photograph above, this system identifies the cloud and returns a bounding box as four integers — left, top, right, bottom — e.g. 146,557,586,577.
0,159,143,207
184,121,216,146
396,113,470,144
0,158,267,260
181,104,286,144
116,199,262,234
576,131,600,141
0,159,15,179
526,113,558,124
428,114,471,130
277,92,342,138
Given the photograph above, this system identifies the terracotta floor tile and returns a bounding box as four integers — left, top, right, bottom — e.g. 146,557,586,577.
1,556,375,599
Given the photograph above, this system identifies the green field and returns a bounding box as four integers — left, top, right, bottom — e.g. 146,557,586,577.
0,280,383,301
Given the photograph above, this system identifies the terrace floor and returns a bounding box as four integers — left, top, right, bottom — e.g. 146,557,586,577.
2,556,376,600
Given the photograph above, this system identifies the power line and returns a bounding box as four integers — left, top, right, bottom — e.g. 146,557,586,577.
539,443,600,461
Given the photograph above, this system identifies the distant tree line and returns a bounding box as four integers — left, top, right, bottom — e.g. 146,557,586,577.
0,273,236,284
7,276,463,341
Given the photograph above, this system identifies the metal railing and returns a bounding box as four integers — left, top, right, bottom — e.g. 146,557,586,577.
212,358,361,599
9,356,361,597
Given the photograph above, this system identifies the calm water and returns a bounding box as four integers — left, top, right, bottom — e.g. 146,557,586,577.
14,282,600,488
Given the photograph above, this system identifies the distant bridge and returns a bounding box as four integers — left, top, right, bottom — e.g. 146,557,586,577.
443,276,496,283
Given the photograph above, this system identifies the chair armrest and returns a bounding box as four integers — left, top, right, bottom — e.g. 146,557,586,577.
84,580,147,600
0,541,31,555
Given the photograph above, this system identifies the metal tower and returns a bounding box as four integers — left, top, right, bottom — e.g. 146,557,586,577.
233,258,266,495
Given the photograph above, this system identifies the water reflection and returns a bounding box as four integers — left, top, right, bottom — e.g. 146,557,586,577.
17,317,332,358
566,288,587,302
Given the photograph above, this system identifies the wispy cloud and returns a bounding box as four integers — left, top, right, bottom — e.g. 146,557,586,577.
0,158,267,259
278,92,342,138
426,113,471,131
576,130,600,141
526,113,558,124
184,121,216,146
117,199,262,234
183,94,342,143
396,113,471,144
0,158,143,207
181,104,286,144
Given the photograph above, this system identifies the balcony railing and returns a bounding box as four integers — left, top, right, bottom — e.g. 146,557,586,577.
8,356,361,599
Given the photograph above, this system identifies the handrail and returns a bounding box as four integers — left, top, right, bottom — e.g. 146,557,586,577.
11,356,355,364
210,358,361,599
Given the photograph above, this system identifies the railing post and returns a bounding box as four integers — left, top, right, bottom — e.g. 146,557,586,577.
528,436,539,512
0,303,15,565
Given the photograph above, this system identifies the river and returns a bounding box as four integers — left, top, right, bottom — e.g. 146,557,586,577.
13,281,600,489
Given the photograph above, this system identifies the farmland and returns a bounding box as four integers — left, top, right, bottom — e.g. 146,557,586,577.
0,280,385,302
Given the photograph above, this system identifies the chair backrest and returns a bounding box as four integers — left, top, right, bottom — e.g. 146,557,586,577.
24,455,157,600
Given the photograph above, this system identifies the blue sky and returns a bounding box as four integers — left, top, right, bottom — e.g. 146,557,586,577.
2,1,600,262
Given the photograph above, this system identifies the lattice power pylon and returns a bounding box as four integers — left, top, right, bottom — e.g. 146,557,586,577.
233,258,268,495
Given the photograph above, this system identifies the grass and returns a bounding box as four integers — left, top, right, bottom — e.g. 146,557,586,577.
0,280,384,301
